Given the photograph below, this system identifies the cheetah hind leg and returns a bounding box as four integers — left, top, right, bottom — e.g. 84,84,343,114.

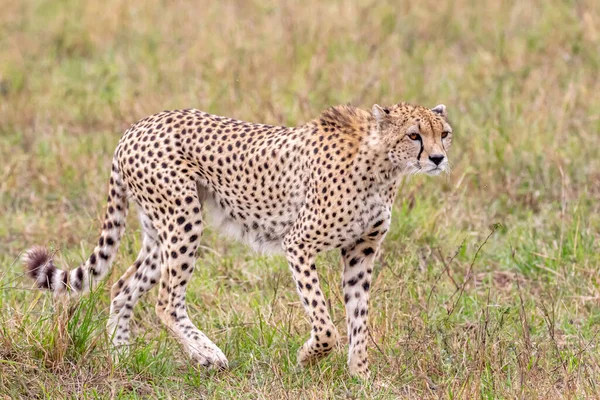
107,211,161,358
153,185,228,370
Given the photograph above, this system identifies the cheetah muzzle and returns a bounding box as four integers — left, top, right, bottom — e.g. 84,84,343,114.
23,101,453,378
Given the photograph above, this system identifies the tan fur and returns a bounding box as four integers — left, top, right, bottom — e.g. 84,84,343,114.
23,102,453,377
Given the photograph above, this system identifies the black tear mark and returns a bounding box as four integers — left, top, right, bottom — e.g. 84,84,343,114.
416,123,424,161
417,136,424,160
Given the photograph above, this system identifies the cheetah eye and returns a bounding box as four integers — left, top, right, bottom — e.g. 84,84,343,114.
408,133,420,141
441,131,450,139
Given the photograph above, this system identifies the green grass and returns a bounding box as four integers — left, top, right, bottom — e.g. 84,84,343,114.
2,0,600,398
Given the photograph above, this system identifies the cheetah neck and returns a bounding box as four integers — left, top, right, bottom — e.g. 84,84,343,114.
354,126,402,184
307,105,402,185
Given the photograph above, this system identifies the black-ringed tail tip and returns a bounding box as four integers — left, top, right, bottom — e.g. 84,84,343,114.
22,246,63,290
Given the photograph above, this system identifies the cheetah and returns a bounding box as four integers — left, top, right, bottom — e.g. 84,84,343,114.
23,102,452,377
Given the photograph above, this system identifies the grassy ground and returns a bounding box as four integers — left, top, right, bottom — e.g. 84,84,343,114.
1,0,600,398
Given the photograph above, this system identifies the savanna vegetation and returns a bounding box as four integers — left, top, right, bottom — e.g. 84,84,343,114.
1,0,600,398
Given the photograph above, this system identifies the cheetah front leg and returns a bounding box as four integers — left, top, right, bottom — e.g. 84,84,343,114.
283,240,339,367
341,232,386,378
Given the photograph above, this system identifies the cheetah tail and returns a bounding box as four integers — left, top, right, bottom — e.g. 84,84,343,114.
22,159,129,295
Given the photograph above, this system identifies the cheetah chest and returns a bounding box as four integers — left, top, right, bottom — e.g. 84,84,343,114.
345,192,392,243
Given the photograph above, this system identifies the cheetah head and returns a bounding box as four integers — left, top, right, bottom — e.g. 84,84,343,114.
372,102,453,176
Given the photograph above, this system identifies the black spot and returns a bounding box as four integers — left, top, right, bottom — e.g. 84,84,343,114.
363,247,375,256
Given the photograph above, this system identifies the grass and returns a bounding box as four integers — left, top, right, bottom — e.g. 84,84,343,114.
1,0,600,398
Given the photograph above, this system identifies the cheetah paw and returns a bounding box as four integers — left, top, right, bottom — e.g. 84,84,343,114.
109,343,131,364
297,338,335,366
349,360,370,379
187,343,229,370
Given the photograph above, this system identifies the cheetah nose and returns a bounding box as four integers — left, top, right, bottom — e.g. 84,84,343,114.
429,154,445,166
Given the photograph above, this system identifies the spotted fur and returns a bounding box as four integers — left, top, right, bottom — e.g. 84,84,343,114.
23,102,453,377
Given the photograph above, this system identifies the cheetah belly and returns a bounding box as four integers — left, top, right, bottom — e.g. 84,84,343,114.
203,192,299,254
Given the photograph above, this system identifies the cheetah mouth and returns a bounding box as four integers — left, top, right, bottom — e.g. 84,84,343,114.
425,167,443,176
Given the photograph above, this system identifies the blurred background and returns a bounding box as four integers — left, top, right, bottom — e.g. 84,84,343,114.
1,0,600,398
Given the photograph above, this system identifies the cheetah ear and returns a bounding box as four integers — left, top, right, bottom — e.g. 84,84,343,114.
372,104,391,126
431,104,447,118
